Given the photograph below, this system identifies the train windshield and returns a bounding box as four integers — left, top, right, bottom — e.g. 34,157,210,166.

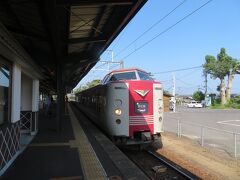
137,71,154,81
109,71,137,81
108,70,154,82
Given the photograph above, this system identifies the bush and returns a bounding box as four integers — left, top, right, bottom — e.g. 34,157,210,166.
211,97,240,109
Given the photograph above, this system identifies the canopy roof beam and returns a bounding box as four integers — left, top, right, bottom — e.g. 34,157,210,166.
57,0,133,6
68,37,106,44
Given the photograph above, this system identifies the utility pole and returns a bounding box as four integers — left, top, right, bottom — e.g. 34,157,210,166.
172,73,176,112
120,60,124,69
204,72,208,96
93,50,124,72
203,71,208,107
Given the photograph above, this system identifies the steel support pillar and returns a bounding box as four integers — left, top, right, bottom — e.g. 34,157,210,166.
56,63,64,132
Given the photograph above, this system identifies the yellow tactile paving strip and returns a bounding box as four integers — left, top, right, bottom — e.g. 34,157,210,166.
29,142,70,147
49,176,82,180
68,105,107,180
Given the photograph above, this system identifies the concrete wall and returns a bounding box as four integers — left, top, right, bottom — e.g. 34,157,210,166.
0,21,41,176
32,80,39,112
21,74,32,111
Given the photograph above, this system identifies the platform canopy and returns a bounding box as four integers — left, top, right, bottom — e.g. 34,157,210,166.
0,0,146,93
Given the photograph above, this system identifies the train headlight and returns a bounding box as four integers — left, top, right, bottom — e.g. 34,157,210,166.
114,108,122,116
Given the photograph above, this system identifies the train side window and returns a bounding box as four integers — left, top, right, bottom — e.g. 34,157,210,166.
102,74,110,84
109,75,117,81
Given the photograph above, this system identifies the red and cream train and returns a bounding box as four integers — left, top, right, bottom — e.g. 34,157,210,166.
75,68,164,148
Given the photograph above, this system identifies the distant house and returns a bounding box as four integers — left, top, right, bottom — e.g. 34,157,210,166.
163,92,173,112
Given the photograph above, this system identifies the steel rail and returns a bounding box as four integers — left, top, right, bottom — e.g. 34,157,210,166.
147,150,197,180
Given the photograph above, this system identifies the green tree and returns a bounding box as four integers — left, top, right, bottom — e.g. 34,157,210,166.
74,79,101,94
85,79,101,89
73,85,87,94
203,48,234,105
226,59,240,100
193,91,205,101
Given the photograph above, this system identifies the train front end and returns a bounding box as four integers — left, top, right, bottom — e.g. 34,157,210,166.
105,68,164,147
128,80,163,145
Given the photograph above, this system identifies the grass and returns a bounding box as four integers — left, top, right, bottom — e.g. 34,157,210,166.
211,97,240,109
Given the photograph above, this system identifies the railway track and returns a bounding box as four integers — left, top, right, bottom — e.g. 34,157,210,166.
73,103,198,179
121,148,199,180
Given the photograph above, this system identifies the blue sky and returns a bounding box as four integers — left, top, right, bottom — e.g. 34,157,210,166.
0,69,9,87
77,0,240,95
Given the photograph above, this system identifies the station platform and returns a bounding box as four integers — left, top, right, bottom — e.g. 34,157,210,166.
1,104,148,180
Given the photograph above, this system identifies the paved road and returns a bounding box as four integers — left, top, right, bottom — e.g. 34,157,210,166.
163,106,240,157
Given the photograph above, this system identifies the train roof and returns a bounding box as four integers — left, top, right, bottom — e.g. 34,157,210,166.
108,68,149,75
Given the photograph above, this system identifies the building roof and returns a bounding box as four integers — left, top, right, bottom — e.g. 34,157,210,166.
0,0,146,92
163,92,173,97
108,67,149,74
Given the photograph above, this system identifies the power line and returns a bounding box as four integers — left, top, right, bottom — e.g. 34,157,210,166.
156,68,202,83
153,65,202,74
165,86,172,91
159,79,172,83
177,68,202,79
177,86,197,89
111,25,129,49
207,85,215,92
176,77,196,86
115,0,187,57
120,0,213,60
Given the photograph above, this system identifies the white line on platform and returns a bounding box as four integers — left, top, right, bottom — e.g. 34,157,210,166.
217,120,240,127
181,134,199,140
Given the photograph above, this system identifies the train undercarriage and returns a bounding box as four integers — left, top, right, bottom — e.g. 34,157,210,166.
111,132,163,150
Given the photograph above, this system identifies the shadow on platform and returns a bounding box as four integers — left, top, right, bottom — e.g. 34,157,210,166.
1,106,83,180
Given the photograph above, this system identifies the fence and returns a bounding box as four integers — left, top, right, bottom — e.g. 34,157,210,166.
166,119,240,158
0,122,20,173
20,111,32,134
20,111,38,135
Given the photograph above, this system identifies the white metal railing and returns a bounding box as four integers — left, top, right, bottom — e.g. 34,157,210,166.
20,111,32,133
0,123,20,171
176,119,240,158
